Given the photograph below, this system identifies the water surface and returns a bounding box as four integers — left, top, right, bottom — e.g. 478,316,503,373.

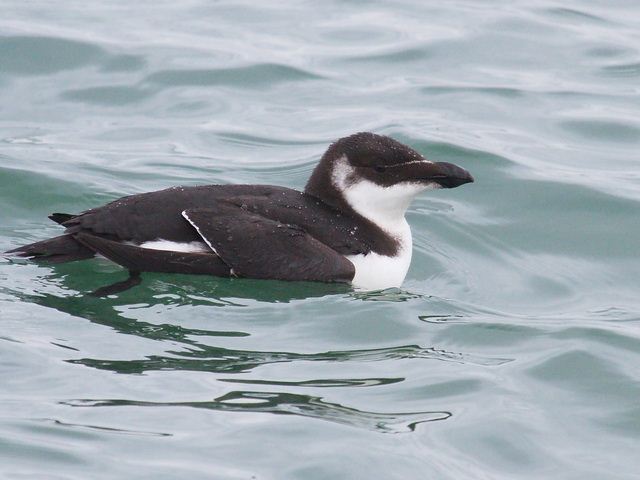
1,1,640,478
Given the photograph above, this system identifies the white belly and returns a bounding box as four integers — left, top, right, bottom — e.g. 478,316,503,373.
346,220,413,290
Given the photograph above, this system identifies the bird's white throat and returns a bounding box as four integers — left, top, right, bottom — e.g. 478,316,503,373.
332,155,436,289
331,155,434,235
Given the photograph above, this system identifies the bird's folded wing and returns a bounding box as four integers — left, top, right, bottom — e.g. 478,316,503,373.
74,232,230,275
182,206,355,283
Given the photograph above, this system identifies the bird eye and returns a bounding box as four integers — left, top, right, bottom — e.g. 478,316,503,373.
374,165,386,173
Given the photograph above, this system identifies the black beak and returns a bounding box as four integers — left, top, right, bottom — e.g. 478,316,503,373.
382,159,475,189
431,162,474,188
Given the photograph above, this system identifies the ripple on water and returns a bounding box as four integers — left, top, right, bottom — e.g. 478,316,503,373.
0,36,105,76
30,418,171,438
347,44,433,64
144,64,324,89
63,392,451,434
421,85,526,98
527,350,640,403
61,63,325,106
90,128,171,142
600,62,640,77
559,118,640,143
0,435,86,467
214,131,323,148
218,377,404,388
61,85,154,105
543,7,610,24
65,343,511,375
100,54,146,73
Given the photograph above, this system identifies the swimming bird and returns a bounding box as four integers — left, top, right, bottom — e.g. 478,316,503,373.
6,132,473,294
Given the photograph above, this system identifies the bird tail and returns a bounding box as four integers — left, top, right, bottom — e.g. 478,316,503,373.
48,213,76,225
5,234,95,263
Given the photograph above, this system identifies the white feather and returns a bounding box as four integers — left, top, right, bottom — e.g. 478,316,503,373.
333,155,439,289
138,239,210,253
347,220,413,289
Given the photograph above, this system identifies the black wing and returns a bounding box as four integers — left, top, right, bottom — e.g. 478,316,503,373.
59,185,299,244
57,185,388,256
182,204,355,283
74,232,230,276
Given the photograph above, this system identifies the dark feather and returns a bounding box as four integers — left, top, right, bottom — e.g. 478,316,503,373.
49,213,75,225
183,205,355,283
5,234,95,263
89,271,143,297
74,232,230,276
59,185,392,256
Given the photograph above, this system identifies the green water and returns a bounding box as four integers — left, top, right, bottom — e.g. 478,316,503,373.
1,1,640,478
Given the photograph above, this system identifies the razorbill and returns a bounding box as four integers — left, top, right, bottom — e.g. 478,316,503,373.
6,132,473,294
